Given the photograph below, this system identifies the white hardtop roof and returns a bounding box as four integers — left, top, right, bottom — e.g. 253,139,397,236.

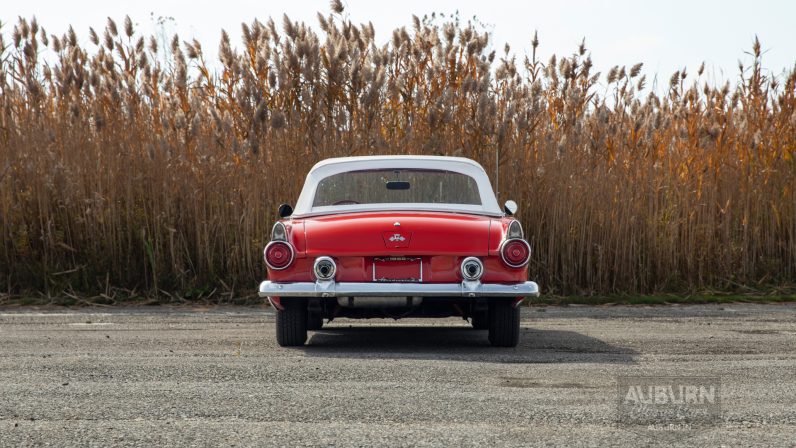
292,155,503,218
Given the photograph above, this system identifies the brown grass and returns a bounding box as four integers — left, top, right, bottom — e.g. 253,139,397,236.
0,8,794,301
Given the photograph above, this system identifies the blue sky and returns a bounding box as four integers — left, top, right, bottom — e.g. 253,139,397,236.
5,0,795,86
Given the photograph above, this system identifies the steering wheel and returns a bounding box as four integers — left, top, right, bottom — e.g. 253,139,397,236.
332,200,360,205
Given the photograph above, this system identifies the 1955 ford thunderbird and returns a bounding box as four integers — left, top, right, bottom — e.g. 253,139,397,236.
259,156,539,347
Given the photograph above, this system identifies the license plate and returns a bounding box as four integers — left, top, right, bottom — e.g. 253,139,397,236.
372,257,422,282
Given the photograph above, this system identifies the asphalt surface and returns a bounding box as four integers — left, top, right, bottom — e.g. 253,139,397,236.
0,303,794,447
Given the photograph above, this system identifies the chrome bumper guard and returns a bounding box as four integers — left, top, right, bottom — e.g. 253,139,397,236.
258,280,540,298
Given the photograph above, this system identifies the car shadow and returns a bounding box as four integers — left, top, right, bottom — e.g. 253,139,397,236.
301,324,637,364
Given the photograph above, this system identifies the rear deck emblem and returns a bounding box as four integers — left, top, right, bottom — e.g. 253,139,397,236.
382,230,412,248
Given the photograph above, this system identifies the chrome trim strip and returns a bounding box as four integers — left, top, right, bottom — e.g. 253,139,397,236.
263,241,295,271
258,280,540,298
291,208,505,219
499,238,531,268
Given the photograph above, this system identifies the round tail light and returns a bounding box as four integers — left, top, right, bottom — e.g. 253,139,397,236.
501,239,531,268
313,256,337,281
264,241,294,270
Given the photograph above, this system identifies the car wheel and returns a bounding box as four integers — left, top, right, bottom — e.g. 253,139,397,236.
471,311,489,330
307,313,324,331
276,299,308,346
488,300,520,347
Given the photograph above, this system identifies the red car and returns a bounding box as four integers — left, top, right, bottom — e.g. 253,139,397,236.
259,156,539,347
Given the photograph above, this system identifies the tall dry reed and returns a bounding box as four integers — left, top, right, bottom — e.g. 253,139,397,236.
0,6,794,300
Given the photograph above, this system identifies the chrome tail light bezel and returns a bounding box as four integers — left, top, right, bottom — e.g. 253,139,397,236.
499,238,531,268
264,240,295,270
507,220,524,239
271,222,288,242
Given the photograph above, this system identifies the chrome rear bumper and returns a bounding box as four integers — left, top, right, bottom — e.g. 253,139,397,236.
258,280,540,298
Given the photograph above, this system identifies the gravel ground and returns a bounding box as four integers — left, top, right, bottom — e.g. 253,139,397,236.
0,303,794,447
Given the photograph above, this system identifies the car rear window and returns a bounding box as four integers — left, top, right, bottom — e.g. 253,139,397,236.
312,169,482,207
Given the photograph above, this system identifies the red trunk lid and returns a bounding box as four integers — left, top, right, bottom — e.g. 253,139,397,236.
302,212,491,256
